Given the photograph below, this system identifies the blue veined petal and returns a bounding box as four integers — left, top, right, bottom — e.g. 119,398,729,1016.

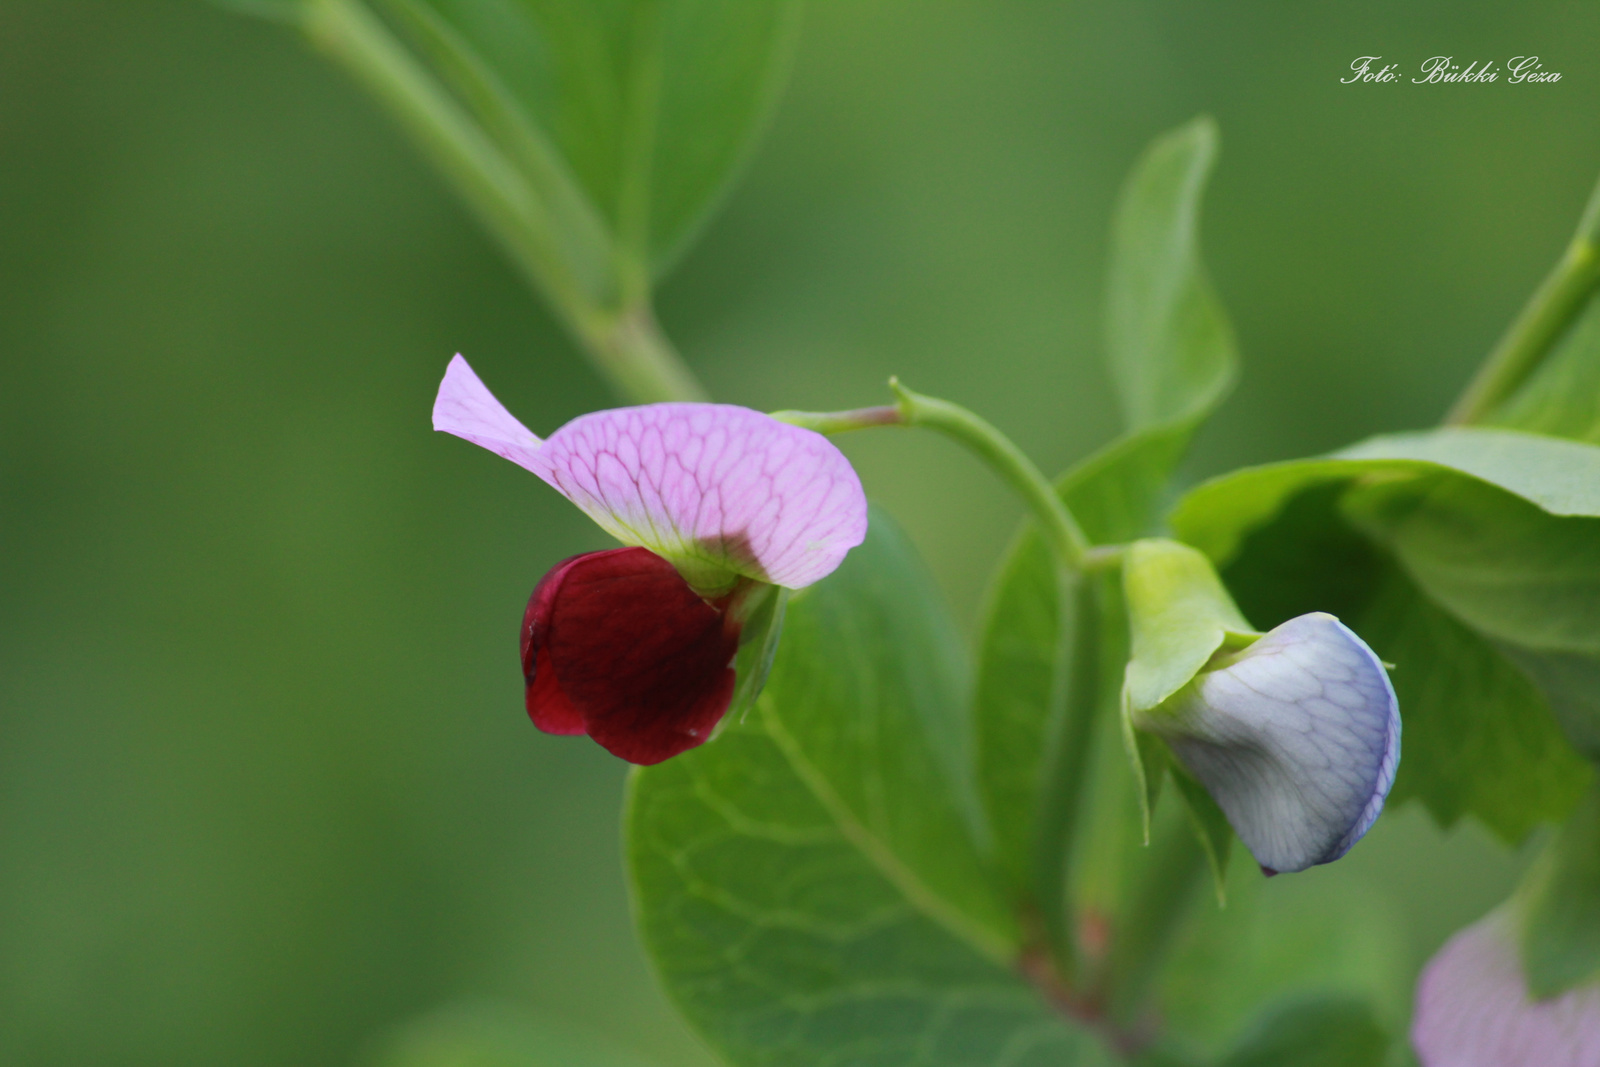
1153,612,1401,873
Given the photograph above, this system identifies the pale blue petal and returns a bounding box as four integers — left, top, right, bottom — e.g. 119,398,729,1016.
1161,612,1400,873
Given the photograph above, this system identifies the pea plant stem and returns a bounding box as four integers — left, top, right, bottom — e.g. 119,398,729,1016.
1447,171,1600,425
302,0,706,404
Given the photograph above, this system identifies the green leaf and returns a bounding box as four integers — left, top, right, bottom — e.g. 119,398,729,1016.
391,0,799,278
1345,470,1600,759
1168,763,1233,902
627,514,1114,1065
1520,784,1600,997
373,1003,659,1067
971,527,1080,897
1121,539,1254,719
1358,571,1590,843
1107,115,1238,431
1169,430,1600,839
627,719,1114,1067
761,510,1014,950
1118,539,1253,880
1161,856,1407,1060
1336,428,1600,516
725,585,788,724
1490,290,1600,443
970,110,1238,971
1173,427,1600,568
1214,996,1390,1067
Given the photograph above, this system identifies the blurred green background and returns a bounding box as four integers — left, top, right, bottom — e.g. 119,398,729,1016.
2,2,1597,1064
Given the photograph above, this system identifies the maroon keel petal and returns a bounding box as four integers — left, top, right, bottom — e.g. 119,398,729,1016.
522,556,589,736
521,547,741,764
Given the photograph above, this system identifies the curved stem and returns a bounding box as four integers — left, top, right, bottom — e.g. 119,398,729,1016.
768,404,902,435
1447,172,1600,425
773,385,1094,573
890,380,1093,573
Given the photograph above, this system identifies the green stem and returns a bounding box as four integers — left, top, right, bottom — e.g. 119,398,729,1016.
768,404,903,435
303,0,705,404
773,385,1094,573
580,301,710,404
891,380,1093,573
1099,813,1207,1029
1447,172,1600,425
1031,568,1106,981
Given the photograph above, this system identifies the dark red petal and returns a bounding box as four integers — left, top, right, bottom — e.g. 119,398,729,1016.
522,546,741,764
522,555,588,735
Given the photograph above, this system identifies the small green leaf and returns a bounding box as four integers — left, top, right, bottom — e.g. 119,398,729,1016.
1107,115,1238,432
971,530,1085,899
724,585,788,724
1360,570,1590,843
1122,539,1254,718
1065,425,1201,544
1520,784,1600,997
1214,996,1390,1067
1168,762,1233,902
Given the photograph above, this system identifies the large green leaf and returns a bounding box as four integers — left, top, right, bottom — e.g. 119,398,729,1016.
1170,428,1600,839
628,719,1112,1067
1519,784,1600,997
1106,115,1238,431
758,511,1014,949
1173,428,1600,567
627,514,1111,1066
1346,470,1600,760
1359,572,1590,843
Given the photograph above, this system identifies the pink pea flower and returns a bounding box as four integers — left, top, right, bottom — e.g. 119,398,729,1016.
1412,909,1600,1066
432,356,868,765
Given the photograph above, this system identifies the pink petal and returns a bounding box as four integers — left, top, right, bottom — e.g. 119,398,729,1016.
1412,910,1600,1066
432,357,867,590
432,354,549,477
